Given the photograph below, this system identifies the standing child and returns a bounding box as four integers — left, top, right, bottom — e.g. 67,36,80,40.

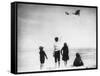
53,37,61,68
39,46,48,69
61,43,69,66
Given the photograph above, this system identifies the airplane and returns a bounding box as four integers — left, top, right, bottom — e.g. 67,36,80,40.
72,10,80,16
65,11,69,15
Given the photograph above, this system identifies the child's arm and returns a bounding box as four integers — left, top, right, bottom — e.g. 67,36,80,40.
45,54,48,59
61,48,63,55
44,52,48,59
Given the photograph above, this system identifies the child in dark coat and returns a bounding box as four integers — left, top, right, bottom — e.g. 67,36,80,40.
39,46,48,69
73,53,84,67
61,43,69,66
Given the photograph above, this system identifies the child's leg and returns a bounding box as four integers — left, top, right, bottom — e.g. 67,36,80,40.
40,63,43,69
64,60,67,66
54,52,57,68
58,51,60,67
40,64,42,69
58,61,60,67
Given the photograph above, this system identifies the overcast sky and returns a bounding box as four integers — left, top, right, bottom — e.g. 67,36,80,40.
18,4,96,52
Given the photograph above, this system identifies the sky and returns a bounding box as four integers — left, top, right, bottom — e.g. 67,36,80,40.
18,3,96,52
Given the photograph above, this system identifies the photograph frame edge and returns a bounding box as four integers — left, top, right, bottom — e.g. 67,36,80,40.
11,1,98,74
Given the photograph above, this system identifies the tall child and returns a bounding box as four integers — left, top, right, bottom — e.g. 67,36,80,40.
53,37,61,68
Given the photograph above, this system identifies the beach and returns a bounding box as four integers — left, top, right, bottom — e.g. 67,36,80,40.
18,48,96,72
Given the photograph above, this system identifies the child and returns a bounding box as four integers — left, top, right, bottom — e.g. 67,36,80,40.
53,37,61,68
61,43,69,66
39,46,48,69
73,53,84,67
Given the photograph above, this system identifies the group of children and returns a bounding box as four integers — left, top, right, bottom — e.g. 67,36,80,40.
39,37,84,69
